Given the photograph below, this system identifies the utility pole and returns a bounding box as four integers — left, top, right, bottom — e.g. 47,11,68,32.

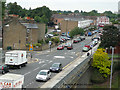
110,46,114,89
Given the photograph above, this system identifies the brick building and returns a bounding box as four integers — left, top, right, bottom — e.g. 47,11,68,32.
3,17,45,50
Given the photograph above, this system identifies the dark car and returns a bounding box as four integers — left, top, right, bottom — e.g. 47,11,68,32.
0,64,9,74
67,44,73,50
50,63,62,72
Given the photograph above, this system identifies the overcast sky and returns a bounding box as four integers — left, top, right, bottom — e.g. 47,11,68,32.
6,0,119,13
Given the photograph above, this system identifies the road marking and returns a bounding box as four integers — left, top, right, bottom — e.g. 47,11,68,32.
46,60,49,62
49,61,53,63
65,53,67,54
70,57,74,58
42,64,46,67
24,71,31,76
46,55,49,57
33,67,39,71
62,56,80,70
54,56,65,59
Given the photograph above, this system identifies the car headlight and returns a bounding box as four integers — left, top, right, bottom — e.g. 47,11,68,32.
56,68,59,70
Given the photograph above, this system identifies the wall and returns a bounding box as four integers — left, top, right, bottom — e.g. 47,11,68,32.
3,18,26,50
60,20,78,34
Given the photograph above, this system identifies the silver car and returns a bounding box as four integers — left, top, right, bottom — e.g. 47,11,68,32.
36,70,51,81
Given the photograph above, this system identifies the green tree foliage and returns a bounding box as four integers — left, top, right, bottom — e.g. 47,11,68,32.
1,1,6,18
92,48,111,77
7,2,22,15
69,27,84,38
74,10,79,13
100,25,120,48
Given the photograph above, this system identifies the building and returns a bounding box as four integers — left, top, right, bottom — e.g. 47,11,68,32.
3,16,45,50
60,18,93,34
96,16,110,26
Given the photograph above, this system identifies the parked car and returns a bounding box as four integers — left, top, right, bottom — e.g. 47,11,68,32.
0,64,9,74
64,42,71,47
82,47,89,52
84,44,91,49
36,70,51,81
67,44,73,50
73,38,81,43
79,36,85,41
57,45,64,50
50,63,62,72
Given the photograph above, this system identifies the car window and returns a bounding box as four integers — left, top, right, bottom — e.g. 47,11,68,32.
52,63,59,67
39,71,47,75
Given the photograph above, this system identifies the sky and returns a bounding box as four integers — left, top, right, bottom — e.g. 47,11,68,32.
6,0,119,13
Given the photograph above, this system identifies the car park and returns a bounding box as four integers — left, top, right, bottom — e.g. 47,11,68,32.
82,47,89,52
50,63,62,72
0,64,9,74
67,44,73,50
36,70,51,81
57,45,64,50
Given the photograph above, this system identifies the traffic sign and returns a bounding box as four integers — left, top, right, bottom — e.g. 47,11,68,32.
49,41,52,46
29,44,33,51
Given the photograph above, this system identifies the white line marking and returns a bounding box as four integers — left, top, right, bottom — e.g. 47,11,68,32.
70,57,74,58
33,67,39,71
42,64,46,67
54,56,65,59
24,71,31,76
49,61,53,63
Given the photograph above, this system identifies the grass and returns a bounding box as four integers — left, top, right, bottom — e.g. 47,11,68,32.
108,54,120,58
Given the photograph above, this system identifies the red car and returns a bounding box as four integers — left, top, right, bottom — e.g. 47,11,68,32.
84,44,91,49
57,45,64,50
67,44,73,50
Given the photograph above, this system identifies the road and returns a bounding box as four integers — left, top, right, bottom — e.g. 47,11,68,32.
6,36,94,88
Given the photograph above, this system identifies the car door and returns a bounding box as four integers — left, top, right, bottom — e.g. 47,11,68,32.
47,71,50,79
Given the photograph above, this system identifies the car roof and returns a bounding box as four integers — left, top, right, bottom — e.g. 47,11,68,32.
40,70,49,72
53,63,61,65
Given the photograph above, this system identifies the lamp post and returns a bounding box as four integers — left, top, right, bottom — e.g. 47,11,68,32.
110,46,114,89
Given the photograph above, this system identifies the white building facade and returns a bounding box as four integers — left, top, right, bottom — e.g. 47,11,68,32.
97,16,110,25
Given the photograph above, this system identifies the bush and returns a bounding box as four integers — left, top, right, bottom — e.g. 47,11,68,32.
36,43,41,47
38,39,44,44
26,44,30,47
52,37,60,44
91,68,108,84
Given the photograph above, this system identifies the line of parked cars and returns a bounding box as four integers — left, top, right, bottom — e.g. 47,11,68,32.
57,42,73,50
36,63,62,82
73,36,85,43
82,37,99,52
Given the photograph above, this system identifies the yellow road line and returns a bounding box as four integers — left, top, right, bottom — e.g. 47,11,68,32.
62,56,80,70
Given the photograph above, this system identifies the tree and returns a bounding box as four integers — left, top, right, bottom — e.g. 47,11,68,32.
74,10,79,13
100,25,120,48
92,48,111,77
7,2,22,15
69,27,84,38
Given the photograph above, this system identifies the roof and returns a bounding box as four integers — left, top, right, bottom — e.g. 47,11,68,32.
0,73,24,81
40,70,49,72
22,23,38,29
6,50,26,54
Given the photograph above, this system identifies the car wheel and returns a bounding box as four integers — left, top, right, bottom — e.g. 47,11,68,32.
2,71,5,74
18,65,22,69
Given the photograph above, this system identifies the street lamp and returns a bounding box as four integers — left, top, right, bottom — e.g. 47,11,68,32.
110,46,115,89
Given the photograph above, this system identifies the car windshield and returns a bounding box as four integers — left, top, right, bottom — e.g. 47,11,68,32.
52,63,59,67
83,47,88,50
58,45,62,47
39,71,47,75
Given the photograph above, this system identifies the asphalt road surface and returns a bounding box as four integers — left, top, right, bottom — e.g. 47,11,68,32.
4,35,96,88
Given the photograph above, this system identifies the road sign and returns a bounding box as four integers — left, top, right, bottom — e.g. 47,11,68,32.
29,44,33,51
49,41,52,46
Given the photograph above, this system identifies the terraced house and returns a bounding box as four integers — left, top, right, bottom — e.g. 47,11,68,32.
3,16,45,50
